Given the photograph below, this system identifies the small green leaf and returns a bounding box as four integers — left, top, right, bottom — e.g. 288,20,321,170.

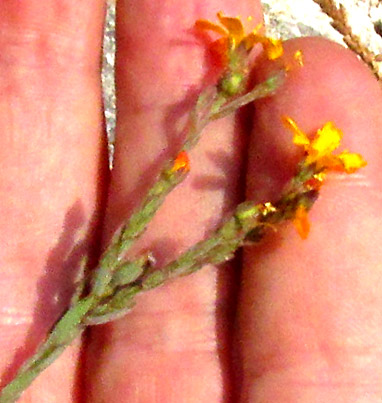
142,271,165,290
112,260,145,287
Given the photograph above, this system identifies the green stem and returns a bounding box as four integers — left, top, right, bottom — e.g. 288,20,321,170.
90,166,187,297
90,73,284,298
0,155,316,402
0,297,96,403
209,73,284,121
0,71,286,402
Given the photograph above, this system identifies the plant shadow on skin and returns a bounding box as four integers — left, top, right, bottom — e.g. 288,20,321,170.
0,201,102,395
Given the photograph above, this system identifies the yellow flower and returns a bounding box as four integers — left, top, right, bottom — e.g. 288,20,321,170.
247,34,283,60
282,116,367,239
195,12,283,61
282,116,367,173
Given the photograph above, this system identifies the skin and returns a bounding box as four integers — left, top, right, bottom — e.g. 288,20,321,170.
0,0,381,401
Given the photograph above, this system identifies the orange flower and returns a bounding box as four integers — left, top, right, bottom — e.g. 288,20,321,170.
283,116,367,239
195,12,283,62
283,116,367,173
171,151,190,173
293,205,310,239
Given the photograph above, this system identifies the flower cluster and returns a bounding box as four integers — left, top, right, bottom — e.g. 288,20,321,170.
195,12,284,95
195,12,283,62
282,117,367,238
283,116,366,174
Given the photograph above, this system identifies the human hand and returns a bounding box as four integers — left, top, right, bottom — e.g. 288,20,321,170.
1,0,381,401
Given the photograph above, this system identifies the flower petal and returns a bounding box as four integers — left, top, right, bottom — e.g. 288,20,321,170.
241,23,262,50
217,12,245,45
245,34,283,59
315,154,342,170
262,37,284,60
208,37,229,66
293,205,310,239
337,151,367,173
195,19,228,37
282,116,310,147
171,151,190,173
309,121,342,161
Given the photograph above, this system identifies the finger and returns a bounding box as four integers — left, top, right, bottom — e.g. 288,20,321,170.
0,1,107,400
85,1,263,401
238,37,382,401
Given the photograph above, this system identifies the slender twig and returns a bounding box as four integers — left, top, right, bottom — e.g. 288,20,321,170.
0,9,369,402
313,0,382,81
0,71,283,403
